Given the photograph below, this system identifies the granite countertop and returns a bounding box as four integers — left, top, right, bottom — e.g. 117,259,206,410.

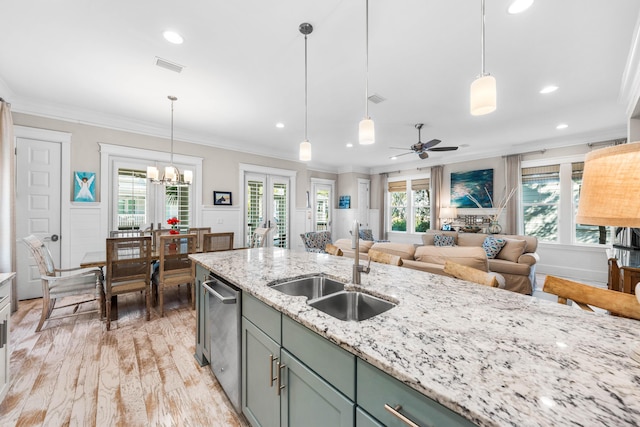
191,248,640,427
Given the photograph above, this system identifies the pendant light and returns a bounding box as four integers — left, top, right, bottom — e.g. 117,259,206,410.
470,0,497,116
299,23,313,161
147,96,193,186
358,0,375,145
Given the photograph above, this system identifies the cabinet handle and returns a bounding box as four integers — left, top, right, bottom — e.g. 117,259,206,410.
276,362,286,396
384,404,421,427
269,354,278,387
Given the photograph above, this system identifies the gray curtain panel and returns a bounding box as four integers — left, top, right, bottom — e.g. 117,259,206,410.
430,165,443,230
504,154,522,234
0,99,16,311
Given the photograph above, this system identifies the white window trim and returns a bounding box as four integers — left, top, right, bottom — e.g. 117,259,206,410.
386,173,431,236
99,143,203,237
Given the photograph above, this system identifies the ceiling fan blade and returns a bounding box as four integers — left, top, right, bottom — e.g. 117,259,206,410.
388,146,411,150
428,146,459,152
421,139,441,150
418,151,429,159
389,151,414,158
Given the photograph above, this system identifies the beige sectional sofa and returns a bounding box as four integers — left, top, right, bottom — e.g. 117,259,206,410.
333,230,538,295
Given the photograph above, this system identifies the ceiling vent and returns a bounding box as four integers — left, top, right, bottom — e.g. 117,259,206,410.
368,93,386,104
155,57,184,73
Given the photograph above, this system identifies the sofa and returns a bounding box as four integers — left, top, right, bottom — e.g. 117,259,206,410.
333,230,538,295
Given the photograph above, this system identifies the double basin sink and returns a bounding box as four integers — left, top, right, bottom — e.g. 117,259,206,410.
268,275,395,321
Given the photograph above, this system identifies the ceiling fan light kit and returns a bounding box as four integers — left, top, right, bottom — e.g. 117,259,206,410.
470,0,497,116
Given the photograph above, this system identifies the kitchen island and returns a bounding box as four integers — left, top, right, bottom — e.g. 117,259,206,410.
191,248,640,427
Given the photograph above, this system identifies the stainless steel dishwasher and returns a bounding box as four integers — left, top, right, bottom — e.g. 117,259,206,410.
202,274,242,412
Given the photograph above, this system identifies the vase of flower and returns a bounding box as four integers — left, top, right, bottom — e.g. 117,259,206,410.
488,221,502,234
167,217,180,235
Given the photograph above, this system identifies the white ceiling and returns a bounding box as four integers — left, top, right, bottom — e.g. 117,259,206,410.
2,0,639,173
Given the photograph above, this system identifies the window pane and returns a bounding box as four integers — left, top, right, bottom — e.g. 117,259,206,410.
315,189,329,231
272,183,287,248
523,204,558,241
572,161,610,244
165,182,190,231
246,180,264,242
117,168,147,230
413,189,430,232
390,191,407,232
522,165,560,242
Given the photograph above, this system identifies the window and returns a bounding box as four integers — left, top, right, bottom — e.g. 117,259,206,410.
387,177,430,233
115,166,191,231
522,165,560,242
572,161,610,244
388,181,407,231
412,179,430,232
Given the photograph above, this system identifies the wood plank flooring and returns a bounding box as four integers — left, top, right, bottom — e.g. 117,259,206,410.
0,288,249,427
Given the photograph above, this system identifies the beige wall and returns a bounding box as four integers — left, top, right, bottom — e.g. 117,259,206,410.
13,112,334,209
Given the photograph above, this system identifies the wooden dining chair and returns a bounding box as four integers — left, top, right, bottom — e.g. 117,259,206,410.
154,234,197,316
22,235,104,332
152,229,173,252
104,236,153,330
109,230,144,238
188,227,212,252
202,232,234,252
443,260,499,288
367,248,403,266
543,275,640,320
249,227,275,248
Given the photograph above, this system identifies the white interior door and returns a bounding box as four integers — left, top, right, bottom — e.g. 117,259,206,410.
358,178,370,228
312,181,333,233
245,173,290,247
16,137,62,300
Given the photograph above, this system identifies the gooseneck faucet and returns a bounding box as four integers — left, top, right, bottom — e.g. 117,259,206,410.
352,219,370,284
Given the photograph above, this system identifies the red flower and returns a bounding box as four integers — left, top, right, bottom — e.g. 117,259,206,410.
167,217,180,226
169,229,180,235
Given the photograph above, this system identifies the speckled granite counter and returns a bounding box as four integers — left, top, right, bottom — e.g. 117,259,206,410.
191,248,640,427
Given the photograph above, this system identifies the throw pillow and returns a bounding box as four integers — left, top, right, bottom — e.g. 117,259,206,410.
482,236,506,259
496,238,527,263
433,234,455,247
359,229,374,241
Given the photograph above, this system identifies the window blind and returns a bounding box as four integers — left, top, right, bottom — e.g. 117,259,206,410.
388,181,406,192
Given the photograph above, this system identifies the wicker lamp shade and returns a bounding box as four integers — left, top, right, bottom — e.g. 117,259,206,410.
575,142,640,227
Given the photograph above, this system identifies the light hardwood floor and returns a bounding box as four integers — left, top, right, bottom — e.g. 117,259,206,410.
0,288,249,427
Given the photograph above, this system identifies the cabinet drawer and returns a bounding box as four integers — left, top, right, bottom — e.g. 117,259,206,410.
356,359,476,427
282,316,355,400
242,292,281,344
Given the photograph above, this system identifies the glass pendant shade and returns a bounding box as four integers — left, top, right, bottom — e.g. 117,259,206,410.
470,74,497,116
164,166,176,182
147,166,159,181
359,118,375,145
183,170,193,184
299,140,312,161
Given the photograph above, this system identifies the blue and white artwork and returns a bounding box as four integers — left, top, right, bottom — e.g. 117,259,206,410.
450,168,493,208
74,171,96,202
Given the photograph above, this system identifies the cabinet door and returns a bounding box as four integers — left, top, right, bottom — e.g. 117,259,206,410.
0,301,9,403
242,317,281,427
356,408,383,427
280,349,354,427
194,265,209,366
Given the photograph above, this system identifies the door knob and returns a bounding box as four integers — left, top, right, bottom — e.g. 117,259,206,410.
50,234,59,242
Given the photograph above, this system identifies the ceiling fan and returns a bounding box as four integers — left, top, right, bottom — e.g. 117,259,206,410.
390,124,459,159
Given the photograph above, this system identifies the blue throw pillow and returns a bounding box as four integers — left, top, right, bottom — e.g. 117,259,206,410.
433,234,455,247
482,236,506,259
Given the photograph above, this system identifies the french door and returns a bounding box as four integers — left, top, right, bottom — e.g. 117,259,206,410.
245,173,290,248
311,180,334,233
112,159,192,232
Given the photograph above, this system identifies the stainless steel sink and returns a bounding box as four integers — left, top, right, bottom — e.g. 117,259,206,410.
308,291,396,321
269,275,345,299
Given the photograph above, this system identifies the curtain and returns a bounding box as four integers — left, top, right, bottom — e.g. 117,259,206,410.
430,165,443,230
504,154,522,234
0,99,16,311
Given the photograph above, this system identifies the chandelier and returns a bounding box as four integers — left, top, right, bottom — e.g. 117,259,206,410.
147,95,193,186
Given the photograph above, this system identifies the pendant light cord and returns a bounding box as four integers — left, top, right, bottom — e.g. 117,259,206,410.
365,0,369,118
304,32,308,141
480,0,486,76
170,98,174,165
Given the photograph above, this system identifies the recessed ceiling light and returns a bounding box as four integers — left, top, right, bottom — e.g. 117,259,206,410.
346,143,353,148
556,123,568,130
391,156,397,160
540,85,558,94
163,30,184,44
507,0,534,14
275,122,285,128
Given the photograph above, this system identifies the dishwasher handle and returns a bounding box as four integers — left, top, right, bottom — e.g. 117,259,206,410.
203,280,237,304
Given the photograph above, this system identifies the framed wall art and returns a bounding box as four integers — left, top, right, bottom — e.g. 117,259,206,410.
73,171,96,202
214,191,232,205
450,168,493,208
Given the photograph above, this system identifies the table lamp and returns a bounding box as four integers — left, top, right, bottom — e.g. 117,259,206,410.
440,207,458,224
575,141,640,360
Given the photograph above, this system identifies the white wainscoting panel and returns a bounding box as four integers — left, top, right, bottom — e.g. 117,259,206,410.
201,205,243,248
535,243,609,285
68,204,103,267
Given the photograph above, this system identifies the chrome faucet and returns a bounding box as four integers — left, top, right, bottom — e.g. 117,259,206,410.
352,220,370,284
